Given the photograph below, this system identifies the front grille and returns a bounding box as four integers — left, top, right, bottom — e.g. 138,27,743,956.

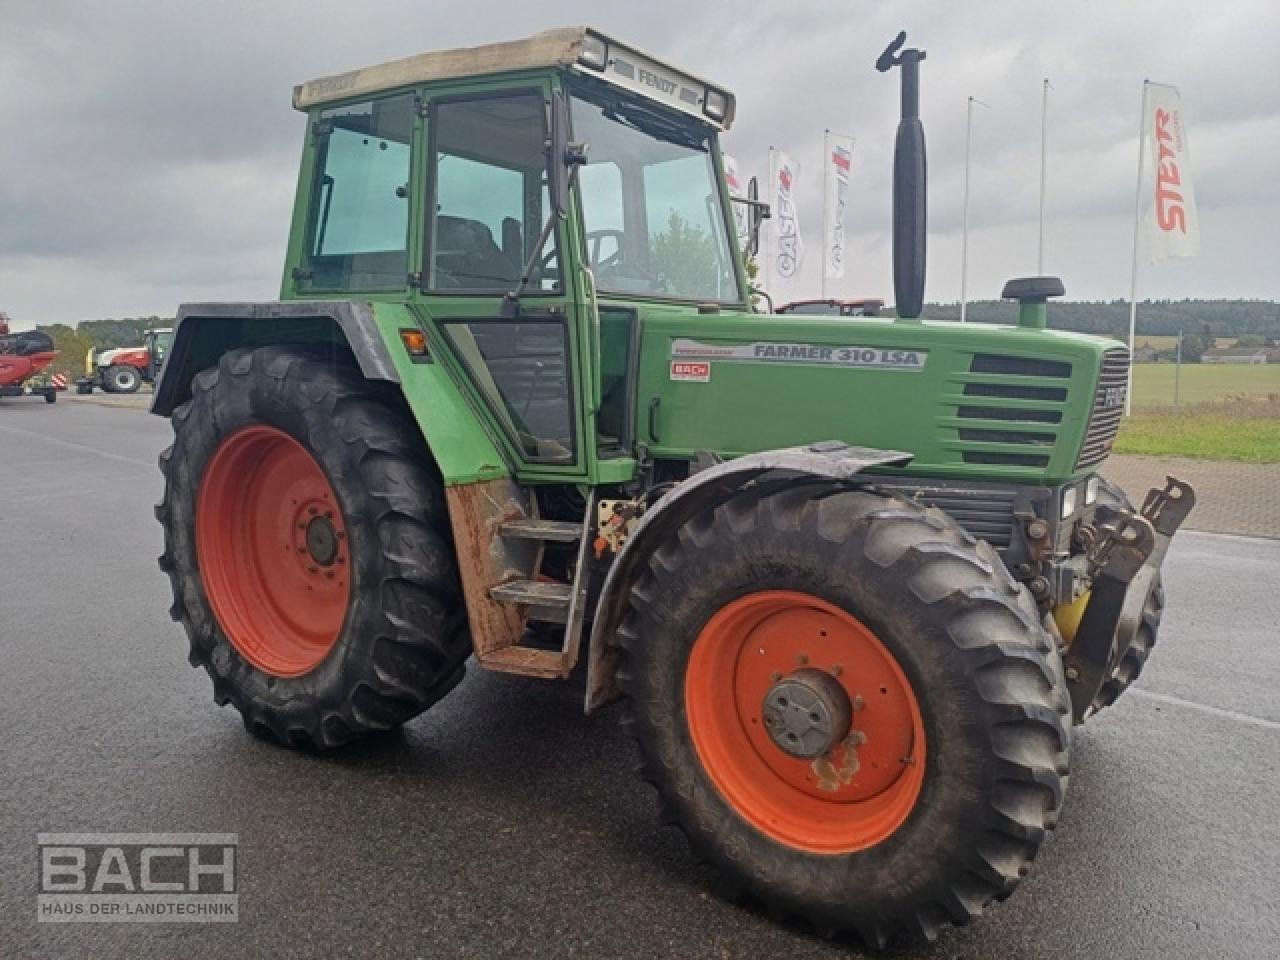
950,353,1071,468
865,479,1019,547
1076,348,1130,468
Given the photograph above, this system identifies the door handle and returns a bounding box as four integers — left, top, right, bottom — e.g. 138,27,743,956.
647,397,661,443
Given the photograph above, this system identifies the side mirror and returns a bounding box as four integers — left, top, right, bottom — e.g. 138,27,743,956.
747,176,770,257
549,91,588,221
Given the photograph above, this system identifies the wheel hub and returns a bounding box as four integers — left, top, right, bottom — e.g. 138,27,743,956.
306,515,339,566
762,667,853,758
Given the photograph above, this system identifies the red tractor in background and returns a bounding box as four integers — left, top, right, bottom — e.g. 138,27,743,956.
777,298,886,317
76,327,173,394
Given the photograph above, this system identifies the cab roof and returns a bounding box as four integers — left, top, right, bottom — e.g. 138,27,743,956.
293,26,735,129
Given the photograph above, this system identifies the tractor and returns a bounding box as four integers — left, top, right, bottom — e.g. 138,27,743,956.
152,28,1194,947
79,327,173,394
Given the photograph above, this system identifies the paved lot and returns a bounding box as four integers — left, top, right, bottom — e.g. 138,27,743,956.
1104,454,1280,539
1,399,1278,959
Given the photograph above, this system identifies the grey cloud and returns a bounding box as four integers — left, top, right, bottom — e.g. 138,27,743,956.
1,0,1276,327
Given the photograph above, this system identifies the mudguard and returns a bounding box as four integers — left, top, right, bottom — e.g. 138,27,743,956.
151,301,399,417
584,441,913,712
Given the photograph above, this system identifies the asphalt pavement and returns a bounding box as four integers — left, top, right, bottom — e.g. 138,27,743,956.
1,397,1278,959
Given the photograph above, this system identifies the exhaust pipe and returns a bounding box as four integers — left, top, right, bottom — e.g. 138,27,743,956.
877,32,927,320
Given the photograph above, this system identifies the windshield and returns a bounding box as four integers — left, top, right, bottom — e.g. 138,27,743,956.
570,87,739,303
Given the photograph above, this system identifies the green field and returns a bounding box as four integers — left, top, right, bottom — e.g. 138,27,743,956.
1130,363,1280,409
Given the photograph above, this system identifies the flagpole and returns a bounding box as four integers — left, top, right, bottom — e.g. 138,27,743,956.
960,96,988,323
1125,80,1150,416
1037,78,1050,274
767,146,776,296
821,130,830,300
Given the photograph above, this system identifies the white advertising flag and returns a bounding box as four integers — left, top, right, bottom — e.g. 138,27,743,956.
722,154,751,251
823,133,855,282
1144,84,1199,261
770,149,804,296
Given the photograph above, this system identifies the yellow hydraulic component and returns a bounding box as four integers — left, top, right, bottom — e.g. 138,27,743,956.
1053,591,1091,646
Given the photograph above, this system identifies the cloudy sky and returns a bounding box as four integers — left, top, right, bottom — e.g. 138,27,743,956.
2,0,1277,328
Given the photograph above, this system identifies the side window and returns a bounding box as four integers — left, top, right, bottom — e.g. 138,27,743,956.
428,93,559,292
301,95,414,292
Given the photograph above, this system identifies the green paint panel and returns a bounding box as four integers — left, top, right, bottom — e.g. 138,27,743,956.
635,308,1117,485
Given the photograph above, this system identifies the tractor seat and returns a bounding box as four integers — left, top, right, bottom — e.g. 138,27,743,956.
435,216,518,289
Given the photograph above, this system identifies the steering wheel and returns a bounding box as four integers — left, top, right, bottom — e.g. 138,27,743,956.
585,229,627,269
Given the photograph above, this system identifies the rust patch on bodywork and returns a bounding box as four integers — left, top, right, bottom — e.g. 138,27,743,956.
445,478,540,657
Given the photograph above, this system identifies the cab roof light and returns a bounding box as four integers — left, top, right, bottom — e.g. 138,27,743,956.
703,87,728,122
579,33,608,71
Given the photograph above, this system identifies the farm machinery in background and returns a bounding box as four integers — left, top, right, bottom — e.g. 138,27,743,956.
777,297,886,317
0,313,58,404
76,327,173,394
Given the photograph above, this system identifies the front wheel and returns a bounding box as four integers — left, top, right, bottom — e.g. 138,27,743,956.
106,364,141,393
157,346,471,748
618,488,1071,948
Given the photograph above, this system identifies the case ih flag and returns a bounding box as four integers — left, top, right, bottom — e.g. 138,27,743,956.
723,154,751,251
1144,84,1199,261
824,133,855,281
769,150,804,297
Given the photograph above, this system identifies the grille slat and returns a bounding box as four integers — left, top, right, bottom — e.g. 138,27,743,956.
1077,348,1130,468
953,354,1071,467
864,482,1019,547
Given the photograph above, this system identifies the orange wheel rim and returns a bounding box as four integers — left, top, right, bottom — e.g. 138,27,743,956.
196,425,350,677
685,590,926,854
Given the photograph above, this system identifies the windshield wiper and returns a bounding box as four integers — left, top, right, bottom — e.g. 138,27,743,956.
603,102,707,151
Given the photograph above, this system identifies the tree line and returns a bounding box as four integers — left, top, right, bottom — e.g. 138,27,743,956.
917,298,1280,341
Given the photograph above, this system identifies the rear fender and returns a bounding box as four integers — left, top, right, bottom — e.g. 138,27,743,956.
151,301,398,417
584,442,913,712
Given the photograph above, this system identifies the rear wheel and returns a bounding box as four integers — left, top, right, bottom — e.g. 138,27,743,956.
618,487,1070,947
157,346,470,748
106,364,141,393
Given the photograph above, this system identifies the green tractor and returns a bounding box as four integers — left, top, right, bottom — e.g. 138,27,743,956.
153,28,1193,946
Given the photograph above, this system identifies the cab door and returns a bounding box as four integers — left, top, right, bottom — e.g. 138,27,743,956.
413,83,589,482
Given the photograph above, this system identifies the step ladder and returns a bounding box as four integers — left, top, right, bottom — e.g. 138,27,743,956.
477,494,594,680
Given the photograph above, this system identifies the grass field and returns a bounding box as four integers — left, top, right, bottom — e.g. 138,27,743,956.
1114,396,1280,463
1130,363,1280,409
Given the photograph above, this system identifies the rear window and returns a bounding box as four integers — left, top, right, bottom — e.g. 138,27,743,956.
299,95,415,292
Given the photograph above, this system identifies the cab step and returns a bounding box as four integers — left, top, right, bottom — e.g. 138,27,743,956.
479,645,571,679
479,493,595,680
497,518,582,542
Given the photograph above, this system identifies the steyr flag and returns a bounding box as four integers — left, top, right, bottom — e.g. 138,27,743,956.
769,149,804,295
723,154,750,251
823,133,855,281
1144,84,1199,261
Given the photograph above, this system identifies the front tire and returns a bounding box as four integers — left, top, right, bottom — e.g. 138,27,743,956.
157,346,471,749
618,487,1071,947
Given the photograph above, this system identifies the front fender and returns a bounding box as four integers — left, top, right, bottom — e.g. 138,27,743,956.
584,441,913,713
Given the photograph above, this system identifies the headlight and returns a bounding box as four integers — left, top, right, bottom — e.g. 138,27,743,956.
703,88,728,121
1085,475,1101,505
1061,486,1079,519
578,33,608,71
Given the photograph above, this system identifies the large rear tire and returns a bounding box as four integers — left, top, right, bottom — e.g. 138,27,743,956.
617,487,1071,948
157,346,470,749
